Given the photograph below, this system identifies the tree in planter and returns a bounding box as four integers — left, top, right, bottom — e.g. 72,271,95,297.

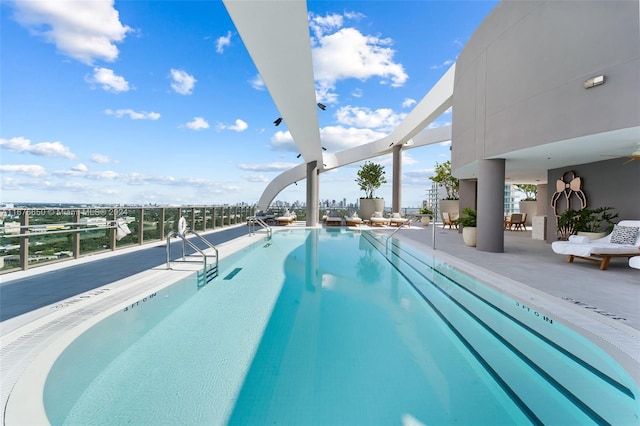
430,160,459,200
514,184,537,201
356,161,387,199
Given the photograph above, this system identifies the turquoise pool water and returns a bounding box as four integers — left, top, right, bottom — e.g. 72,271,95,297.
43,229,638,425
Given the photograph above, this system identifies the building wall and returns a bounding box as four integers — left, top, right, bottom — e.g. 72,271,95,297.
546,159,640,242
452,0,640,169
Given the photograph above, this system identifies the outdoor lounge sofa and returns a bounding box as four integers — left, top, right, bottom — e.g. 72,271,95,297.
345,212,362,227
551,220,640,270
389,212,410,227
275,210,296,226
325,211,343,226
369,211,390,226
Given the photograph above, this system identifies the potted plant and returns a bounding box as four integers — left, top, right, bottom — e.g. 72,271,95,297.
514,184,537,226
575,206,618,239
556,207,618,240
457,207,477,247
430,160,459,220
356,161,387,220
419,207,433,226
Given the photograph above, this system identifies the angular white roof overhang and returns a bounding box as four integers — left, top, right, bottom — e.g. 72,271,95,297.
224,1,456,209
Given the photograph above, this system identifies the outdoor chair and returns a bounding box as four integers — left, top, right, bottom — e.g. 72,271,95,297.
505,213,525,231
442,212,458,229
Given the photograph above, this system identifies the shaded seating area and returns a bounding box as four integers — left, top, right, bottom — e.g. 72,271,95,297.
504,213,526,231
442,212,458,229
551,220,640,270
369,211,390,227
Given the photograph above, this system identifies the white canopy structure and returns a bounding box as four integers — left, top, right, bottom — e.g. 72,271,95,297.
223,0,453,221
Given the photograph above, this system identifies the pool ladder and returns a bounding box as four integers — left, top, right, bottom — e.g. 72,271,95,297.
166,228,219,287
249,217,272,237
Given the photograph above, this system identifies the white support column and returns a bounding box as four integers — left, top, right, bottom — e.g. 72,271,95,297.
306,161,319,226
392,145,402,213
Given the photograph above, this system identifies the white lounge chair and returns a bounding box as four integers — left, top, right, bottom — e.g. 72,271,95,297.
369,211,390,227
345,212,362,227
389,212,410,227
551,220,640,270
275,210,296,226
325,211,343,226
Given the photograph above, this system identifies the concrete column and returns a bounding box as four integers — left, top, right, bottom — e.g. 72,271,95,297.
306,161,319,226
536,184,548,215
392,145,402,213
477,159,505,253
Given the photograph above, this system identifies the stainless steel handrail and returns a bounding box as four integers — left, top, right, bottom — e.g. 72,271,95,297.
384,218,414,256
166,228,219,277
249,217,272,237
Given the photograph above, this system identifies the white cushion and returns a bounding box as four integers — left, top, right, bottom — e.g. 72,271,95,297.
568,235,590,244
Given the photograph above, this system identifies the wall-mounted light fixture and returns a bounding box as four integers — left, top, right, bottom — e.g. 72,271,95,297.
584,75,605,89
274,117,282,126
322,147,327,151
296,153,302,158
317,103,326,110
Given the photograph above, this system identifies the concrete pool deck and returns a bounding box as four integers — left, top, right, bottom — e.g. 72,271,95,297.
1,222,639,423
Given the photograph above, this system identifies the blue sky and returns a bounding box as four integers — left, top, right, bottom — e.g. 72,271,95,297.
1,0,498,207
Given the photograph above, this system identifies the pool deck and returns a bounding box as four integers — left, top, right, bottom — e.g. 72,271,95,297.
1,221,639,423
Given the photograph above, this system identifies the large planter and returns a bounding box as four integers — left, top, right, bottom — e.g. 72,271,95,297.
439,200,459,221
519,200,537,226
359,198,385,221
462,226,477,247
577,231,607,240
420,216,431,226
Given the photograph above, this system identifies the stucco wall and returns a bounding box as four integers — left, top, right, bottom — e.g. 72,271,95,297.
452,0,640,170
545,159,640,242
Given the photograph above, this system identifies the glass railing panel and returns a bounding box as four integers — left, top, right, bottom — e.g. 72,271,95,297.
29,209,76,267
142,208,163,242
164,208,180,234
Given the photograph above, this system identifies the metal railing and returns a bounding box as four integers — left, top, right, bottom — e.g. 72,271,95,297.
166,227,219,286
0,205,254,273
249,217,272,237
385,217,415,256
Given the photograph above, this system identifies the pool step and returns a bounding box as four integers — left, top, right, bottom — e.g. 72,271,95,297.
362,231,638,425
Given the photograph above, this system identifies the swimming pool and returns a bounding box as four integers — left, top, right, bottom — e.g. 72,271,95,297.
8,228,640,424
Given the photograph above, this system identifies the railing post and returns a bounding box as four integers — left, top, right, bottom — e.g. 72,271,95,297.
110,209,117,250
19,210,29,271
73,209,81,259
190,207,196,232
138,208,144,245
158,208,165,240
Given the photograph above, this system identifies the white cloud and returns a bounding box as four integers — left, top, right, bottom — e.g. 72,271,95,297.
238,162,298,172
243,174,269,183
216,31,231,54
249,74,265,90
310,13,408,100
270,131,296,152
430,59,455,70
335,105,406,131
185,117,209,130
10,0,131,64
217,119,248,132
0,164,47,177
319,126,387,151
402,98,417,108
0,136,76,159
87,67,130,92
170,69,196,95
105,109,160,120
90,153,118,164
72,163,88,172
